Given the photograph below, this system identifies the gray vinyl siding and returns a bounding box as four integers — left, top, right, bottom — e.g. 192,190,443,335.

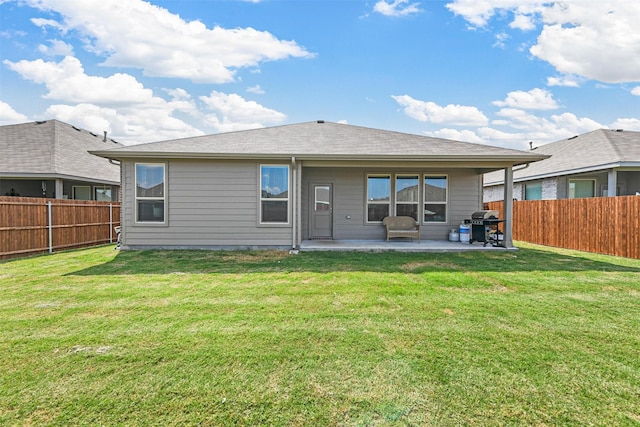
301,167,482,241
121,159,485,248
121,159,292,248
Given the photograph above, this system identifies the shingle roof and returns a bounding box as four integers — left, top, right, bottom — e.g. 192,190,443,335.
92,121,547,167
0,120,121,184
484,129,640,185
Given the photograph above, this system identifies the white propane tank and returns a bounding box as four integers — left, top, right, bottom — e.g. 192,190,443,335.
459,223,470,243
449,228,459,242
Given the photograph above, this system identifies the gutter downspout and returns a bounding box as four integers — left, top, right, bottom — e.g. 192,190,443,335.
512,163,529,173
503,166,514,248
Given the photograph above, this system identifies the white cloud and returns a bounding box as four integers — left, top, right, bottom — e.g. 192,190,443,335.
392,95,489,126
530,1,640,83
611,118,640,131
4,56,156,105
488,108,604,146
493,88,559,110
199,91,286,133
37,39,74,56
425,128,484,144
0,100,28,125
631,86,640,96
547,75,581,88
30,17,66,32
446,0,542,28
510,13,536,30
496,108,596,132
493,32,509,49
3,52,288,142
447,0,640,83
373,0,422,17
247,85,265,95
548,112,603,133
22,0,314,83
46,103,205,144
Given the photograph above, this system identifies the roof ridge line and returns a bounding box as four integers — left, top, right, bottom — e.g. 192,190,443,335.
50,120,59,175
601,128,624,160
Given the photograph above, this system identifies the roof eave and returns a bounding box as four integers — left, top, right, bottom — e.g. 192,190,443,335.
484,161,640,186
90,150,549,165
0,171,120,185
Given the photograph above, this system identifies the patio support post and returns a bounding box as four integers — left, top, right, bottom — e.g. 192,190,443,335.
55,179,64,199
296,160,302,249
607,169,617,196
503,166,514,248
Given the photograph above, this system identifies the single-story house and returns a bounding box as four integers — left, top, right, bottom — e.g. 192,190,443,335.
91,121,547,250
484,129,640,202
0,120,121,201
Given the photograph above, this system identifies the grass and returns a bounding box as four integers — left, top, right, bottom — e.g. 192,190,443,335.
1,243,640,426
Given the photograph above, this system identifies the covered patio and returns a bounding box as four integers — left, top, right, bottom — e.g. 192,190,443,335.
300,239,517,252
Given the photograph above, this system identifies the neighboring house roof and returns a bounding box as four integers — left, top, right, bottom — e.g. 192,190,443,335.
0,119,122,184
484,129,640,186
92,121,547,170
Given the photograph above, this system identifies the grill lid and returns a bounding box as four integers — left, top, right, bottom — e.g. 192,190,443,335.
471,210,499,220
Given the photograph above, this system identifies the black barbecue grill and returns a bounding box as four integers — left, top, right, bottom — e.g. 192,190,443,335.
468,210,505,247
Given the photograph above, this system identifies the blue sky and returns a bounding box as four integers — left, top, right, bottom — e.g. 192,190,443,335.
1,0,639,150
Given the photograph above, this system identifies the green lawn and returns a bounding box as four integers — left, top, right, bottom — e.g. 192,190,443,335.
1,243,639,426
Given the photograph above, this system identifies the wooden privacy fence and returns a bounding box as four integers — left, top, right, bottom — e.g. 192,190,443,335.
487,196,640,259
0,196,121,259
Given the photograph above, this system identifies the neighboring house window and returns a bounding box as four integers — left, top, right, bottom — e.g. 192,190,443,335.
525,182,542,200
395,175,419,220
367,174,391,222
94,187,112,201
569,179,595,198
136,163,166,223
424,175,447,223
260,165,289,224
72,186,91,200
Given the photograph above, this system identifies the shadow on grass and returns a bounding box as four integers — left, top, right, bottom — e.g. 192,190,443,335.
68,247,640,276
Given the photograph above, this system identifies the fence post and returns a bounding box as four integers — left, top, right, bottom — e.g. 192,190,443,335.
47,201,53,253
109,203,113,243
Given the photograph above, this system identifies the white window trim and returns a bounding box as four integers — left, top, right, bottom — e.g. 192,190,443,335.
135,162,167,224
395,174,420,220
366,173,392,224
423,174,448,224
259,164,290,225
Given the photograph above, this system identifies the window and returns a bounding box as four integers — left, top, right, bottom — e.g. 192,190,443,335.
524,182,542,200
94,187,112,201
395,175,419,220
136,163,165,223
260,165,289,223
367,175,391,222
72,186,91,200
569,179,595,198
424,175,447,222
315,185,330,211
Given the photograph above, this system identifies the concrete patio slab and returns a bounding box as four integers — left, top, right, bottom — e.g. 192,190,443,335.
299,239,517,252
